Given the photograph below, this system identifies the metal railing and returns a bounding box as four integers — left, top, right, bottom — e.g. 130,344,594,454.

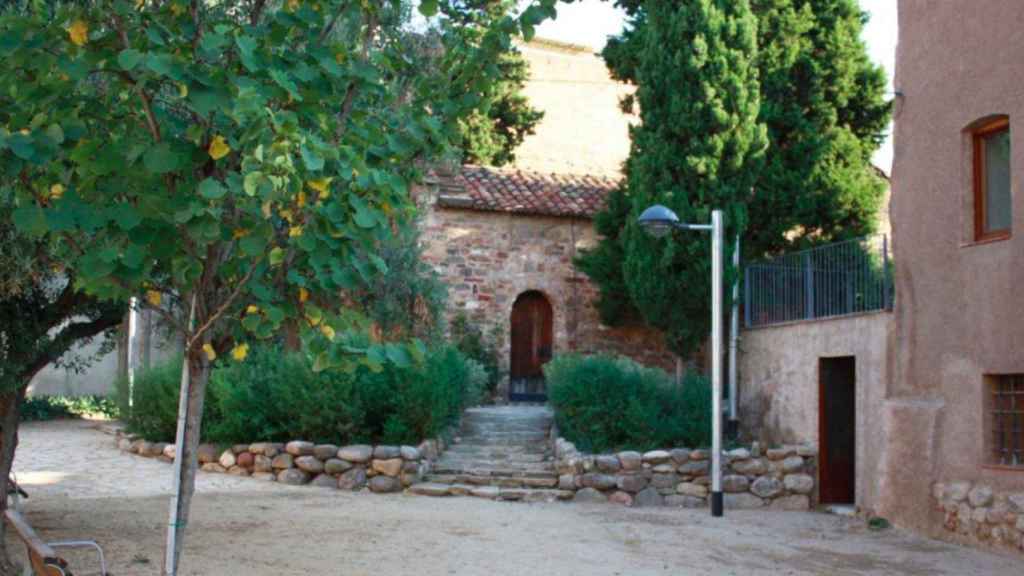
743,234,893,328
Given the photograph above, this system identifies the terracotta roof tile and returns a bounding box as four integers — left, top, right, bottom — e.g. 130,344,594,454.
437,165,620,218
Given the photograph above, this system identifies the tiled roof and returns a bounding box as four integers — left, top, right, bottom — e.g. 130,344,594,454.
437,165,620,218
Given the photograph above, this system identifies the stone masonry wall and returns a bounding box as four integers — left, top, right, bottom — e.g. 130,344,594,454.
931,480,1024,555
553,435,817,510
417,185,677,396
117,434,448,494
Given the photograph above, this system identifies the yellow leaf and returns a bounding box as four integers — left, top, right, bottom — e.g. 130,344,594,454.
299,287,309,303
145,290,162,307
208,135,231,160
68,20,88,47
202,343,217,361
320,324,335,341
279,209,294,223
261,201,272,219
49,184,65,200
287,0,300,11
246,304,260,314
177,83,188,98
233,228,250,239
289,226,303,238
135,0,145,9
170,2,185,15
307,178,331,195
306,313,321,327
231,343,249,362
296,191,307,208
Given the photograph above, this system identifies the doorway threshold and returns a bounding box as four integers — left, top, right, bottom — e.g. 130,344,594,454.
823,504,857,517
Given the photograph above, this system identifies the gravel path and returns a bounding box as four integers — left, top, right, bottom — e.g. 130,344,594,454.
7,420,1019,576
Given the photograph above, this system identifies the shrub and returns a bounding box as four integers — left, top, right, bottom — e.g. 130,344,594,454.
545,354,711,453
116,357,221,442
450,314,502,397
21,394,120,422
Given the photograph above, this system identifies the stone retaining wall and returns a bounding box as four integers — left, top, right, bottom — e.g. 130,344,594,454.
932,480,1024,554
117,435,448,493
553,436,817,509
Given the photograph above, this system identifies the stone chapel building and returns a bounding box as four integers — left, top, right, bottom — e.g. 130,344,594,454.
417,39,676,401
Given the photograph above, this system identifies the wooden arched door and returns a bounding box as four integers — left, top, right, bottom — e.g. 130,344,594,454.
509,291,553,402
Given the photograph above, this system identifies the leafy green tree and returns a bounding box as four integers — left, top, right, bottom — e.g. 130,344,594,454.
0,0,558,570
580,0,890,352
587,0,767,355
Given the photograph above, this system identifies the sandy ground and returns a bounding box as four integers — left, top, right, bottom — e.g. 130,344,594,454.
6,420,1020,576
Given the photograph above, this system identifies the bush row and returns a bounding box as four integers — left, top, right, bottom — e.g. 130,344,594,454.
20,394,119,422
545,354,711,453
117,343,485,446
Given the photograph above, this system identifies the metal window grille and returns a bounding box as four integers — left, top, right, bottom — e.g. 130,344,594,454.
991,375,1024,467
743,235,893,328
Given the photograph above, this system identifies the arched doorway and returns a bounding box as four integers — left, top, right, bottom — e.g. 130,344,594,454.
509,291,553,402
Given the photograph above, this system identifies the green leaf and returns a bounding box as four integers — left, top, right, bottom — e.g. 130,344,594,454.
300,145,323,171
418,0,438,17
243,172,265,197
239,235,265,257
385,343,411,368
269,246,285,266
114,207,142,231
198,178,227,200
117,49,143,71
11,205,46,236
143,143,180,174
8,133,34,160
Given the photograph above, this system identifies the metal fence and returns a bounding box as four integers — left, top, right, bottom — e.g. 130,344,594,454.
744,235,893,328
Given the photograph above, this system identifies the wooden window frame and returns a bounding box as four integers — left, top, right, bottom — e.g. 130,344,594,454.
985,374,1024,470
972,117,1011,242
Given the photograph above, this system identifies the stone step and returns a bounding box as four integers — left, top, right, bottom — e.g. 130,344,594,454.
446,443,549,454
410,482,573,502
436,452,549,464
453,438,550,447
428,466,557,478
425,473,559,489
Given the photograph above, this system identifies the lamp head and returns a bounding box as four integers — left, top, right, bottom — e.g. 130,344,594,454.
637,204,680,238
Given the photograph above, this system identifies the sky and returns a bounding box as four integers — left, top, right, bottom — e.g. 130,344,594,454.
528,0,899,173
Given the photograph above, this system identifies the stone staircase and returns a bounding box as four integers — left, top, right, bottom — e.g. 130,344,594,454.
410,405,573,502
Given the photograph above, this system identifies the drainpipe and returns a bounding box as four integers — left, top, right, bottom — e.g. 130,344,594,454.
727,235,740,438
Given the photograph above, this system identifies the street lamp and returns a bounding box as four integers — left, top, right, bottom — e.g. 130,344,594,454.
638,204,725,518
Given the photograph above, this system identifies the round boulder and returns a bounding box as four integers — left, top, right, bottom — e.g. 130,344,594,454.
338,467,367,490
277,468,309,485
218,450,236,469
313,444,339,461
285,441,315,456
271,453,294,470
324,458,353,475
617,451,643,471
295,456,325,474
338,445,373,463
369,475,402,493
750,476,784,499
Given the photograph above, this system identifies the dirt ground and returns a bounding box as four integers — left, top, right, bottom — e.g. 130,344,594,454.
7,420,1020,576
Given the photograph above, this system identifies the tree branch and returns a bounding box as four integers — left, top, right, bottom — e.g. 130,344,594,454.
187,258,262,349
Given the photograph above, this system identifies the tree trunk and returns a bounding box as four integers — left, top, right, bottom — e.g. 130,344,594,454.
0,387,27,575
162,349,210,576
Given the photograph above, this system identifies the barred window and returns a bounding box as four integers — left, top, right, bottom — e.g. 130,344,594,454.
989,375,1024,467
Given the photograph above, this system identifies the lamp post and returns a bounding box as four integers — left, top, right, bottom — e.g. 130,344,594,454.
637,204,725,518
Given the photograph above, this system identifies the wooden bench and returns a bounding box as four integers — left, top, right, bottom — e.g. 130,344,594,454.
4,509,108,576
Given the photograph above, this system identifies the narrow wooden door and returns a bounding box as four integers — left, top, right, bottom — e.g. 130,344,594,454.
509,291,553,402
819,356,856,505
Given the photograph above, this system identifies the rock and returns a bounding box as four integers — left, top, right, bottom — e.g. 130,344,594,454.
766,447,793,461
770,495,810,511
751,476,784,499
971,507,988,524
677,482,709,499
143,442,167,457
722,475,750,493
253,455,273,473
277,468,309,485
411,483,451,496
731,458,766,476
162,444,177,459
559,474,576,490
129,439,145,454
556,457,582,476
781,456,804,473
337,467,367,490
470,486,500,500
618,451,643,471
634,487,665,507
372,458,403,477
1016,515,1024,532
265,443,283,458
650,474,678,490
608,491,633,506
400,446,422,461
750,442,761,458
678,460,710,477
643,450,671,464
617,475,648,493
689,449,708,461
374,445,401,459
227,466,250,477
652,463,676,474
325,458,353,475
271,453,294,470
197,444,219,464
248,442,272,455
231,444,250,455
726,448,751,460
581,473,618,490
311,474,337,488
948,481,971,502
285,441,315,456
252,472,276,482
595,455,621,473
665,495,705,509
400,470,421,488
417,440,438,461
117,438,133,452
725,493,765,509
338,445,373,463
783,474,814,495
968,485,994,508
313,444,339,461
236,452,254,468
295,456,325,474
796,445,817,457
670,449,691,465
369,475,402,493
573,487,607,503
200,463,226,473
218,450,236,469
